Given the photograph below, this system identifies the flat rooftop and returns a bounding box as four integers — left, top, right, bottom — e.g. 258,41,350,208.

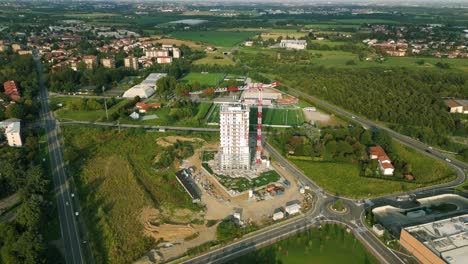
405,213,468,263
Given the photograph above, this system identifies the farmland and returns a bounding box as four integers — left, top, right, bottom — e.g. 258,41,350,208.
180,72,226,88
228,224,378,264
170,31,258,47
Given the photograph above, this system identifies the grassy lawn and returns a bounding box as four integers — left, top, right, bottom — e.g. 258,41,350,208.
193,52,235,66
62,126,212,263
207,104,221,123
195,102,213,120
180,72,226,87
50,97,132,122
228,224,378,264
290,141,455,198
170,31,258,47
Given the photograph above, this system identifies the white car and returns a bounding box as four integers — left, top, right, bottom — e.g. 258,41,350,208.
75,212,80,216
351,116,356,119
445,158,451,163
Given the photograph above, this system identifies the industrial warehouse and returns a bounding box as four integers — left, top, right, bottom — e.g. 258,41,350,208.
400,214,468,264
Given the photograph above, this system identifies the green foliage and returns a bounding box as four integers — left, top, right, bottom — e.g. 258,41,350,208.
228,224,378,264
332,199,344,211
216,219,257,242
62,126,209,263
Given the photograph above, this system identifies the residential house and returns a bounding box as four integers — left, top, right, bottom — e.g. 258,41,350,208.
135,102,161,113
0,119,22,147
157,56,172,64
124,56,139,70
83,55,97,70
444,99,468,114
369,146,395,175
3,81,20,101
100,57,116,69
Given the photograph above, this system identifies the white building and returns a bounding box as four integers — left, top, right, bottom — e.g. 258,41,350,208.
280,39,307,50
157,56,173,64
285,202,301,215
218,104,250,172
146,49,169,58
0,119,22,147
273,210,284,221
122,73,167,99
124,56,139,70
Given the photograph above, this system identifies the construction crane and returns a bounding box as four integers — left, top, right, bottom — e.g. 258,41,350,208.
183,81,279,166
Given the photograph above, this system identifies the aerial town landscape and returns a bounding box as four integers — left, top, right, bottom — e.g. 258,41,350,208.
0,0,467,264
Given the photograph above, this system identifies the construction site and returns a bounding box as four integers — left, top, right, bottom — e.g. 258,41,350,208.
137,81,315,263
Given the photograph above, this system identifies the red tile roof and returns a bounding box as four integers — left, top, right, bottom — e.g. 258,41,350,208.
136,102,161,111
3,81,20,101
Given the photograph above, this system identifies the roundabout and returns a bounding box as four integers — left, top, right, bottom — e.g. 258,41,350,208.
327,199,349,215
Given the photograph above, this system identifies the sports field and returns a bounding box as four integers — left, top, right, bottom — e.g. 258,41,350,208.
171,31,258,47
206,106,304,126
180,72,225,87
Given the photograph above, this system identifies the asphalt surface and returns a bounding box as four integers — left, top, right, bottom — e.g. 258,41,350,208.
35,55,85,264
59,120,220,132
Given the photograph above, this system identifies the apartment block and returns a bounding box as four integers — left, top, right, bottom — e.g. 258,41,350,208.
218,104,251,172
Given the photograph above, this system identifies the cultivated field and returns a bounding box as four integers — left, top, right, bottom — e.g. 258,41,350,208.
170,31,258,47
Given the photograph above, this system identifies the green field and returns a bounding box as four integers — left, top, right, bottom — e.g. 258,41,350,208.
207,106,304,126
228,224,378,264
171,31,258,47
62,126,213,263
193,52,236,66
290,141,455,198
50,97,132,122
180,72,226,87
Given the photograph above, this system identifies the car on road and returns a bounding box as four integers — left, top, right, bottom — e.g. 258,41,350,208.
75,211,79,216
65,202,69,206
445,158,452,163
351,116,356,119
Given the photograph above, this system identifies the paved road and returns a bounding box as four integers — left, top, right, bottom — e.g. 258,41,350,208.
59,120,220,132
35,55,85,264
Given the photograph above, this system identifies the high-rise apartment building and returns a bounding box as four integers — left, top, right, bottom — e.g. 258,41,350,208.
218,104,250,172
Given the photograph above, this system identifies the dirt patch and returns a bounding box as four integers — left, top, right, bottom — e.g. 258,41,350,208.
140,207,197,241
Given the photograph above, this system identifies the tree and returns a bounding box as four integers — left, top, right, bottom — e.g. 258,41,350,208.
332,199,344,211
216,219,241,241
5,103,25,119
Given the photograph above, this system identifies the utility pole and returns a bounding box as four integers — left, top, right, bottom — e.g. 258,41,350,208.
102,86,109,120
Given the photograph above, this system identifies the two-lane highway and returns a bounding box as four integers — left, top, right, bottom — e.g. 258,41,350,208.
34,54,85,264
